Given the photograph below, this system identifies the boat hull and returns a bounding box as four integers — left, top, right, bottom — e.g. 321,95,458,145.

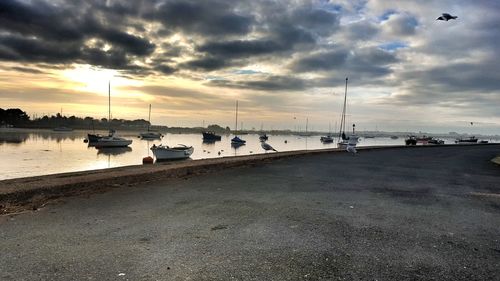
140,132,163,139
151,146,194,160
94,137,132,148
87,133,103,143
455,138,478,144
202,132,221,141
320,136,333,143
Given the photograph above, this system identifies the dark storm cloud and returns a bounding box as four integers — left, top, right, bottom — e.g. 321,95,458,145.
344,20,379,40
0,0,83,41
292,46,397,78
181,56,238,71
98,29,155,56
152,0,254,36
0,34,81,63
10,66,45,74
155,64,177,75
0,0,154,69
197,40,284,58
208,75,307,91
291,49,349,72
398,61,500,98
291,7,340,36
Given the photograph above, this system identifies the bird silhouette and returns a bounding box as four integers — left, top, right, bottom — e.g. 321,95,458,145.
437,13,457,21
261,142,278,152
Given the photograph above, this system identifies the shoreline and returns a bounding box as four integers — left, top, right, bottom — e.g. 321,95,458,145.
1,143,499,215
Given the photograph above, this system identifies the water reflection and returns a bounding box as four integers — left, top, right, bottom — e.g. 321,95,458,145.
96,147,133,155
0,134,28,144
231,142,245,149
1,128,498,180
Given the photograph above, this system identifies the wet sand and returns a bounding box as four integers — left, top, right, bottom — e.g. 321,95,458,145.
1,144,499,280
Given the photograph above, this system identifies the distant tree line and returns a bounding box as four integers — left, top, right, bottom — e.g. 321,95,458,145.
0,108,234,133
0,108,150,130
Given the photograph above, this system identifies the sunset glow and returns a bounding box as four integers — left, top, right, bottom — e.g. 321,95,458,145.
0,0,498,134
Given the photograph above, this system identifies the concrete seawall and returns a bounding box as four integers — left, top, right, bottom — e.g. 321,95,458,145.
1,144,499,214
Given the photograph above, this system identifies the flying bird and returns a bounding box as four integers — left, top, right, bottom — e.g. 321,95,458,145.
261,142,277,152
436,13,457,21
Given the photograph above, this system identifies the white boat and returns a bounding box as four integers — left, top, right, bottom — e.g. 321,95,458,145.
139,104,163,139
337,77,359,148
231,100,246,145
151,144,194,160
94,82,132,148
95,131,133,148
320,123,334,143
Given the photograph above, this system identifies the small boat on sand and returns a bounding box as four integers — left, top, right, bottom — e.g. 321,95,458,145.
151,144,194,161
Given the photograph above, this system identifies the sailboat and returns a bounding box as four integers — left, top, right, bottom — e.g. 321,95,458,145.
320,123,334,143
231,100,246,145
259,123,268,141
337,77,359,149
94,82,133,148
139,104,163,139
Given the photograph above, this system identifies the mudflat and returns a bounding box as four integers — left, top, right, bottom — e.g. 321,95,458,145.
1,145,499,280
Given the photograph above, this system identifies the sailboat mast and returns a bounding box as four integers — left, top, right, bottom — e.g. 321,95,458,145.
235,100,238,134
306,118,308,134
338,77,348,139
108,81,111,131
342,77,348,133
148,104,152,131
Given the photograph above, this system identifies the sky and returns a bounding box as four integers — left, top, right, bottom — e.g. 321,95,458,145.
0,0,499,134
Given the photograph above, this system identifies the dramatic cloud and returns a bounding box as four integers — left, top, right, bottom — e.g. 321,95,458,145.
0,0,499,133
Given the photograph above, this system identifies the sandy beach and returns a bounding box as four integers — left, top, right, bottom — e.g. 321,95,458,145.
1,144,499,280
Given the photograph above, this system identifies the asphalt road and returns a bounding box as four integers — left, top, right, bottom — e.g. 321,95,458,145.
1,145,499,280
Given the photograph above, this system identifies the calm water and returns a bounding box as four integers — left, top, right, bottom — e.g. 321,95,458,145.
0,128,495,180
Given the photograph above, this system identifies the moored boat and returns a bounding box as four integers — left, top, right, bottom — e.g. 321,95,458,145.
202,131,222,141
139,104,163,139
139,131,163,139
93,82,133,148
231,136,246,144
231,101,246,145
428,138,444,145
151,144,194,161
336,78,359,149
320,135,334,143
259,134,268,141
455,136,478,144
405,136,417,145
94,131,132,148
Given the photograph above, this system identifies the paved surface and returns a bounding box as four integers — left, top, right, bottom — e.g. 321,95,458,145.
1,145,499,280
